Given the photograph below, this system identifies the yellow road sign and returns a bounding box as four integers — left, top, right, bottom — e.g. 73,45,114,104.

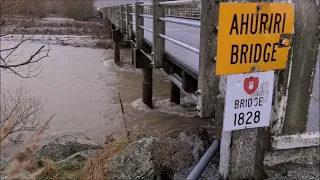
216,3,294,75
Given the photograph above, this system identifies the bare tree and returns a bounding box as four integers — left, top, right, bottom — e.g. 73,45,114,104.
0,84,45,148
0,0,50,78
0,0,49,148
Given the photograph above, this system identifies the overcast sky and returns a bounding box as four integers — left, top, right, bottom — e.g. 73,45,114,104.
94,0,152,8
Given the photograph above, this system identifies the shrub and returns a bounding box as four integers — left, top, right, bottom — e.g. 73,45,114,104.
3,0,95,21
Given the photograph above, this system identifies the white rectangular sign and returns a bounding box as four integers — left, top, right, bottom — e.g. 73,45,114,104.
223,71,275,132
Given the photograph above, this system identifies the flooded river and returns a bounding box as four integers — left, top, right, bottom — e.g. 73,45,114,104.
1,36,319,155
1,39,214,147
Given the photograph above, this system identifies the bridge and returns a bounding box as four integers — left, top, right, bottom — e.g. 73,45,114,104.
99,0,319,179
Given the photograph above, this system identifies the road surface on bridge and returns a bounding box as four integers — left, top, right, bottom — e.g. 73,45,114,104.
131,16,319,132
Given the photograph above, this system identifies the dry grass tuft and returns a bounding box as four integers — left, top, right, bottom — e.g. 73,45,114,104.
0,114,14,148
80,137,132,180
37,159,59,178
22,155,39,173
5,114,54,180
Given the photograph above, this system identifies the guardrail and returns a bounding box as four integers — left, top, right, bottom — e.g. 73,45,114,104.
102,0,201,93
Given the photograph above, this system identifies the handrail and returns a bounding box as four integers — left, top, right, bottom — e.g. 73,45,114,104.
139,25,153,33
159,34,199,54
159,0,200,6
139,3,153,7
139,14,153,19
159,17,200,28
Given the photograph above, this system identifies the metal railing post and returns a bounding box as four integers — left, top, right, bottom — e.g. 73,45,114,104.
183,7,188,17
121,5,126,33
153,0,165,68
135,2,153,108
191,8,193,17
135,2,144,51
112,7,115,24
126,4,133,40
117,6,121,29
113,7,116,24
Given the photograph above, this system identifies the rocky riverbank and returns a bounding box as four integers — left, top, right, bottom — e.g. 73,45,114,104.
1,131,319,180
0,131,221,180
1,17,114,49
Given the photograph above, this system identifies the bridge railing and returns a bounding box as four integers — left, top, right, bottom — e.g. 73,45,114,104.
144,6,201,20
103,0,202,102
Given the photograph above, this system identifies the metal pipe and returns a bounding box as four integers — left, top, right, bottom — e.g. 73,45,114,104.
129,22,136,25
159,0,200,6
140,14,153,19
129,13,135,15
139,25,153,33
187,139,220,180
159,17,200,28
159,34,199,54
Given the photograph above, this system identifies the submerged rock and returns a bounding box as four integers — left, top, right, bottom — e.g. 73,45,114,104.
37,132,103,162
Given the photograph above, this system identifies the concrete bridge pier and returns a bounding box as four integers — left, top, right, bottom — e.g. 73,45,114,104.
142,68,153,108
112,29,123,65
170,82,180,104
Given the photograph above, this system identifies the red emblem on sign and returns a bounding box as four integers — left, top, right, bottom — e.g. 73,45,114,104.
244,77,259,95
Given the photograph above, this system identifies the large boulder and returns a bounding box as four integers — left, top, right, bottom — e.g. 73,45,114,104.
104,137,157,180
37,132,103,162
104,131,220,180
151,131,210,179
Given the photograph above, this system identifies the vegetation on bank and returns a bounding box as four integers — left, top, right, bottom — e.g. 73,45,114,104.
2,0,96,21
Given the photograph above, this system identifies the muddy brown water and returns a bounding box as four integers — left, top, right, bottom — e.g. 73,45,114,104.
1,37,318,156
0,40,215,155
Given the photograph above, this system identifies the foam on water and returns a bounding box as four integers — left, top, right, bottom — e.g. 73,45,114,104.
132,97,197,118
